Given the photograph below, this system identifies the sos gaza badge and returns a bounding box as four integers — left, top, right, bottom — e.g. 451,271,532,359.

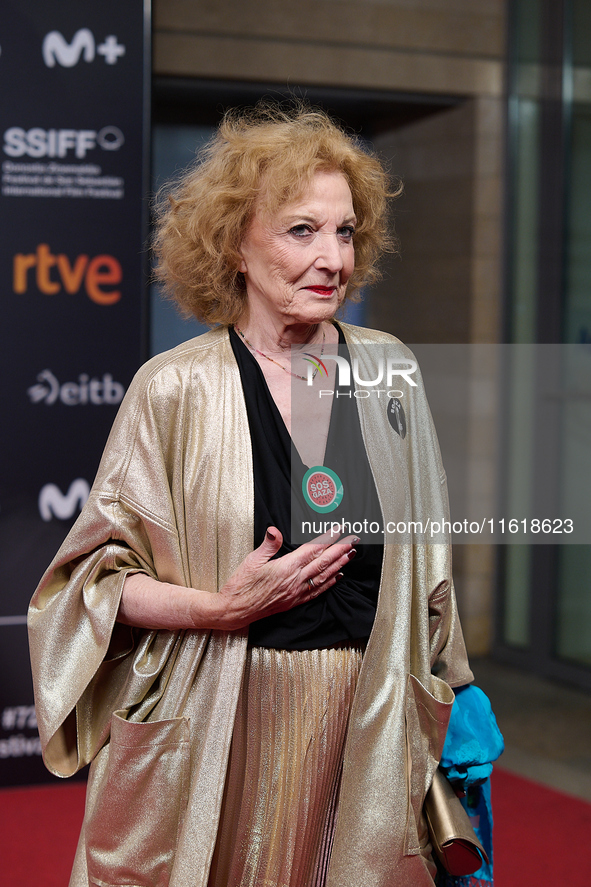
302,466,344,513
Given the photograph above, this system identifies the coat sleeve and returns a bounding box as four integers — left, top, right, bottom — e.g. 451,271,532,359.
410,357,474,690
28,361,189,777
428,574,473,688
424,419,473,688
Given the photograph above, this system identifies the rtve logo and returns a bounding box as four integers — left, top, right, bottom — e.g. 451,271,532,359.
13,244,122,305
42,29,126,67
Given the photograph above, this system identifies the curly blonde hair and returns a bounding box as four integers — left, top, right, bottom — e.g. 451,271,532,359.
153,103,400,326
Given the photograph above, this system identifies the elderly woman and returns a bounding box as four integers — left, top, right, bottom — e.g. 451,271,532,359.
29,105,473,887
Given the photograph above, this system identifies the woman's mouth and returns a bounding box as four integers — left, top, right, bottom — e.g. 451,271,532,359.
306,286,335,295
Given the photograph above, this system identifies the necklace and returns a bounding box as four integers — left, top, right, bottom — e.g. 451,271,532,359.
235,325,326,382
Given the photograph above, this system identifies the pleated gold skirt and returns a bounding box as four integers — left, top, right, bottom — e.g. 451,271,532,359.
207,643,365,887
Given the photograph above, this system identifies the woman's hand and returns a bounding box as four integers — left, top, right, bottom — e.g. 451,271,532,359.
118,528,357,632
215,527,358,630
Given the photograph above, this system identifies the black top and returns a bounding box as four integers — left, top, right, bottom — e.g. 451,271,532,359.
230,325,384,650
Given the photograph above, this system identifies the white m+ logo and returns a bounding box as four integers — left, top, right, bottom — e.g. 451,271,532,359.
42,29,125,68
42,29,95,67
38,479,90,521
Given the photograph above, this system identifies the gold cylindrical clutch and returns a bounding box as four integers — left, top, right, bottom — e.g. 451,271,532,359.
424,769,489,876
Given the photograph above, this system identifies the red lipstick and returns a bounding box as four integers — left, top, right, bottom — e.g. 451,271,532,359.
306,286,335,295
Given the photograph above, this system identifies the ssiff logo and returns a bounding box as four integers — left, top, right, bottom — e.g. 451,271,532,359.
42,29,126,67
4,126,125,159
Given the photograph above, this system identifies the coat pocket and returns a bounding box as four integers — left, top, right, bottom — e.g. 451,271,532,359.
85,710,190,887
404,673,454,855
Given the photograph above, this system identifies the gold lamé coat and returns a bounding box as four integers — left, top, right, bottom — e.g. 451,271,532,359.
29,323,473,887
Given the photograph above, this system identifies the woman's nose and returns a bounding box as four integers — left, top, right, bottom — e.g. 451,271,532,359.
314,232,345,272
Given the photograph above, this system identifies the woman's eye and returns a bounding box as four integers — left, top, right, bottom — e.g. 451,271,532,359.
286,224,355,241
288,224,314,238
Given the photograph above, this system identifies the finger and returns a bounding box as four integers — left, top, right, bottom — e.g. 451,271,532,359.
308,520,359,544
248,526,283,568
309,524,347,545
313,535,359,568
303,546,356,591
328,533,359,549
296,533,359,568
303,570,344,601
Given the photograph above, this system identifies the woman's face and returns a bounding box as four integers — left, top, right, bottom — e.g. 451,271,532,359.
238,170,356,327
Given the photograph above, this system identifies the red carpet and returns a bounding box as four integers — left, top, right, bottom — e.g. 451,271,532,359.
0,780,86,886
1,767,590,885
492,767,591,887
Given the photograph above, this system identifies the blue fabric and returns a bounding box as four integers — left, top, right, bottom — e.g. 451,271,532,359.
436,685,504,887
440,685,504,785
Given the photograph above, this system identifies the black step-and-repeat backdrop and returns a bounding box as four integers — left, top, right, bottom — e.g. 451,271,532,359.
0,1,150,786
